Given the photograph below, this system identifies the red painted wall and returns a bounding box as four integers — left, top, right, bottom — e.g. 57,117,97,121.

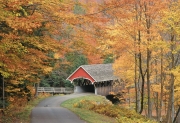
68,67,95,83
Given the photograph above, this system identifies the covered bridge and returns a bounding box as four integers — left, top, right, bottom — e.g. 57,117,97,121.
66,63,121,96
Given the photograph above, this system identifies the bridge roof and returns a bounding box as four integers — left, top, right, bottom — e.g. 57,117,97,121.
66,63,119,83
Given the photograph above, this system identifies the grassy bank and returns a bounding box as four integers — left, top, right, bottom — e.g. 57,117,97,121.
0,94,50,123
61,95,117,123
61,95,157,123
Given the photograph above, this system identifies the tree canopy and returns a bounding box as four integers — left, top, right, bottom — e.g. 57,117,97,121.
1,0,180,122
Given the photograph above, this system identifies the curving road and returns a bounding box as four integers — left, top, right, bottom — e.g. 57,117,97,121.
31,93,92,123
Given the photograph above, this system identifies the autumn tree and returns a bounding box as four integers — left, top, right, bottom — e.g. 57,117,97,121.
159,1,180,122
67,0,109,64
0,0,77,108
95,1,180,122
97,0,168,119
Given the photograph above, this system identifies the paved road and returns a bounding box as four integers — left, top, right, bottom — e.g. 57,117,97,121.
31,93,92,123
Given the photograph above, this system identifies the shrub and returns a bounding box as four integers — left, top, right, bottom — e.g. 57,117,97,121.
74,99,157,123
73,99,96,109
116,117,157,123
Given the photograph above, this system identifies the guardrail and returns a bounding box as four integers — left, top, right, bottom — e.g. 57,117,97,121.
37,87,74,94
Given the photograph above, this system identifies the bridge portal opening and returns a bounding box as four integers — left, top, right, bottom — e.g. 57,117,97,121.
73,78,94,93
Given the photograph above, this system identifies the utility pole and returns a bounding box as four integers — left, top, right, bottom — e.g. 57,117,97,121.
0,74,5,109
2,75,5,109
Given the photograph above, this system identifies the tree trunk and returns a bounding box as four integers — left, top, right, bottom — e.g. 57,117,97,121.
177,110,180,123
144,2,152,118
135,0,146,114
158,48,164,121
134,56,138,112
167,74,175,123
137,20,145,115
134,54,141,112
134,42,139,112
147,48,152,118
156,92,159,120
173,106,180,123
166,35,175,123
134,1,141,113
138,52,145,114
159,48,164,122
137,30,145,114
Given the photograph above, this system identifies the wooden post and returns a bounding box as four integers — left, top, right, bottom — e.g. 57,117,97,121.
94,83,97,95
35,83,39,97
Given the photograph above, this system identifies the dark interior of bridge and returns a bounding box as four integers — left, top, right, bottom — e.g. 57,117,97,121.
73,79,95,93
75,85,94,93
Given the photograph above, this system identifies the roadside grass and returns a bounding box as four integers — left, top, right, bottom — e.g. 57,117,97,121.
61,94,157,123
1,93,51,123
61,95,118,123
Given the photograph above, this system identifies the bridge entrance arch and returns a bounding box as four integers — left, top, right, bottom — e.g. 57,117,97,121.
73,78,94,93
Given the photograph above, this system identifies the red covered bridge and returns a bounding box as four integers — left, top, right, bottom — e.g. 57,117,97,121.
66,63,122,96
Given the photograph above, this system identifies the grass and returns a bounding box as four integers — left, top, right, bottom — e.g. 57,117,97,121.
0,94,50,123
61,94,157,123
61,95,118,123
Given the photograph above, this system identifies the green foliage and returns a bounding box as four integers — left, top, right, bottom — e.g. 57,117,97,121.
40,52,88,88
40,70,68,87
65,52,88,74
103,54,114,64
0,99,9,108
57,25,74,40
73,3,86,15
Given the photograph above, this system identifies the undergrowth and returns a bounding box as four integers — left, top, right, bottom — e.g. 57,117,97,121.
73,99,157,123
61,95,117,123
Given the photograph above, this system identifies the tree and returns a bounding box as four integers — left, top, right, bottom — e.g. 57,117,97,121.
159,1,180,122
98,0,167,118
0,0,76,106
40,52,88,88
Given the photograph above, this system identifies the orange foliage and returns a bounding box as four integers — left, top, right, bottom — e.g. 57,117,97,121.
0,0,77,104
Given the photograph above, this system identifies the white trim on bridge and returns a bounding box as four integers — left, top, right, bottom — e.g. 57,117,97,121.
37,87,74,94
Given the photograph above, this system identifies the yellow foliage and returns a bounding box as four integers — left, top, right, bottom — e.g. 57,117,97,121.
43,67,53,74
113,53,135,84
151,84,161,93
54,53,62,59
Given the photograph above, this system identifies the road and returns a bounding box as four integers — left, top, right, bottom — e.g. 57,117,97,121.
31,93,92,123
